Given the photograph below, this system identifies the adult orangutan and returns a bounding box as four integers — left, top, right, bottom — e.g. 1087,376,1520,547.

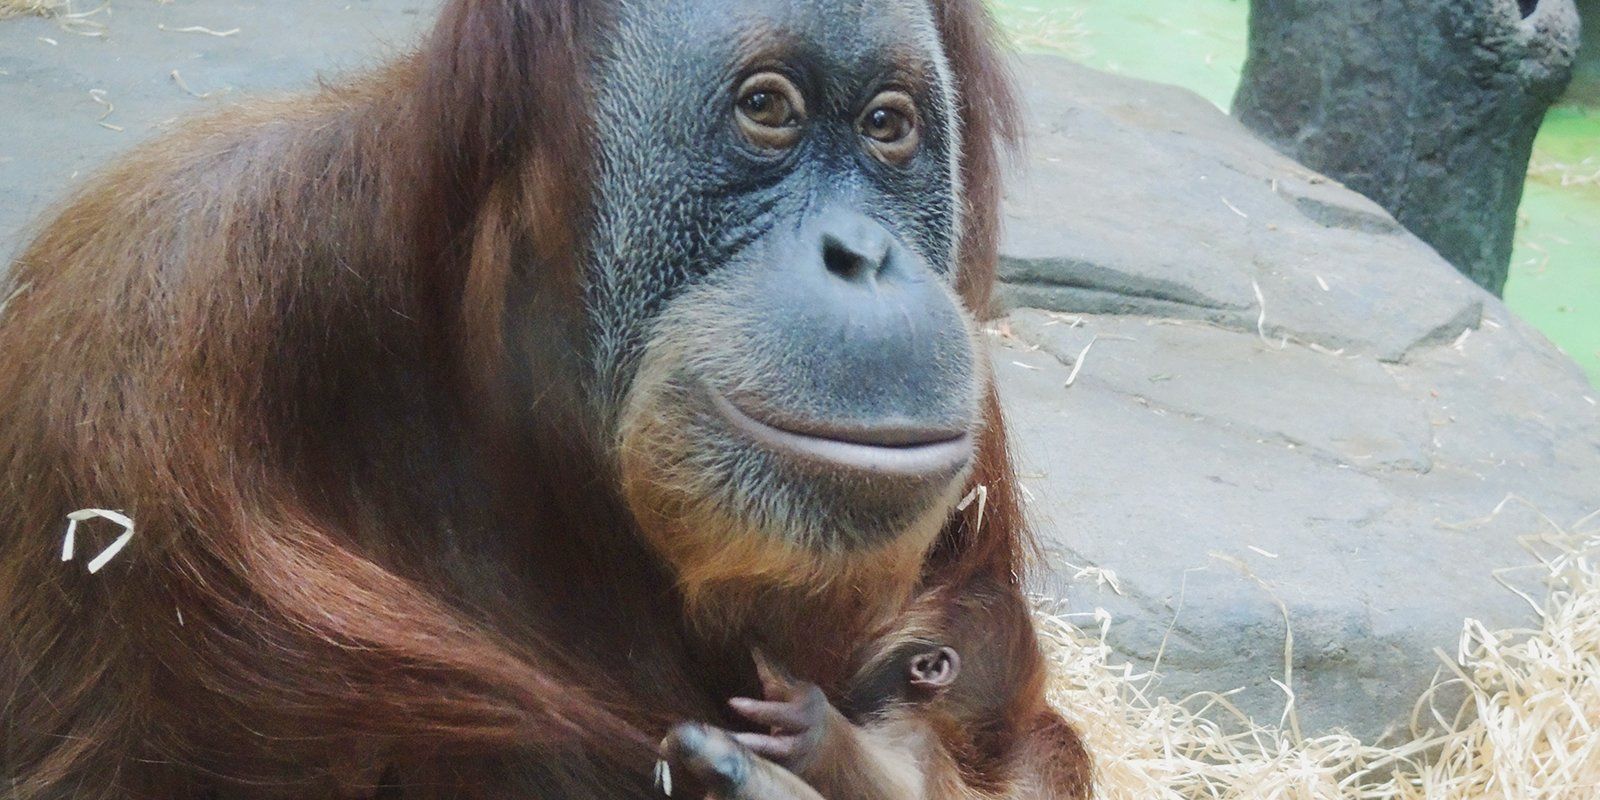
0,0,1092,797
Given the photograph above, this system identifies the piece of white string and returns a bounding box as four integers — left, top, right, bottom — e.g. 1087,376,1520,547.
61,508,135,573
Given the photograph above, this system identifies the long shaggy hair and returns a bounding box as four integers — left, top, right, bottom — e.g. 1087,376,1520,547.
0,1,1086,798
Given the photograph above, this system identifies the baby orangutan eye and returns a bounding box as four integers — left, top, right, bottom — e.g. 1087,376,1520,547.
736,72,805,150
859,91,920,165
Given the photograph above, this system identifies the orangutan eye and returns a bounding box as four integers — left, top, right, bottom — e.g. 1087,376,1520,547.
735,72,805,150
859,91,920,165
862,108,911,142
740,92,791,126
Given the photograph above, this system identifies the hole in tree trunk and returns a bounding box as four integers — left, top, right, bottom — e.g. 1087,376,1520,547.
1518,0,1539,18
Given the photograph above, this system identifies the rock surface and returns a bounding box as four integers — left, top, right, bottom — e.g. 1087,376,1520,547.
1231,0,1582,294
0,0,432,262
997,55,1600,741
3,6,1598,746
997,58,1490,363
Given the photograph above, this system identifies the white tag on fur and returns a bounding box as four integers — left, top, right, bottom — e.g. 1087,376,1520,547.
62,508,136,573
653,758,673,796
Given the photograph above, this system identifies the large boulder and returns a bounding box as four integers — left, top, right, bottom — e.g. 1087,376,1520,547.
1230,0,1582,294
998,59,1488,363
996,55,1600,741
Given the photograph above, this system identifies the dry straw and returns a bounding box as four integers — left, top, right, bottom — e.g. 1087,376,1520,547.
1041,518,1600,799
0,0,109,37
0,0,65,19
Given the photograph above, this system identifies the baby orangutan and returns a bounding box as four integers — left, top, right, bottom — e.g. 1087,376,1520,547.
663,645,963,800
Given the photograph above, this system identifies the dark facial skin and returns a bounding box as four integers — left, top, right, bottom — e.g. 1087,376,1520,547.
590,2,981,792
594,0,981,552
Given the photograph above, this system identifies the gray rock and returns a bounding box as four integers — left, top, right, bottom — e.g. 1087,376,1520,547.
1232,0,1582,294
0,0,435,265
1012,316,1435,473
993,64,1600,741
997,56,1490,363
996,306,1600,742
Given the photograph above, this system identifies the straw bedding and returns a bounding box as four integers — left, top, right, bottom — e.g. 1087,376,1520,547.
1041,525,1600,799
0,0,65,20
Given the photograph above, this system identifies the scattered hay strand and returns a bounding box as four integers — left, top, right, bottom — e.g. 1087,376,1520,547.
957,484,988,535
1250,280,1288,350
157,23,240,37
1251,280,1270,345
0,281,29,317
1041,522,1600,798
1064,335,1099,388
88,87,122,131
171,69,227,99
1060,561,1124,596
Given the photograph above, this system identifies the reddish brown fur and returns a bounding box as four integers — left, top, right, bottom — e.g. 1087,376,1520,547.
0,1,1090,798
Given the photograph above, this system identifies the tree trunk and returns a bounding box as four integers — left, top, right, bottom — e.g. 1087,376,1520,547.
1572,0,1599,102
1233,0,1581,295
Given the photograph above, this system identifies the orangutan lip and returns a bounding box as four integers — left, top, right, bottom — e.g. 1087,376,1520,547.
709,390,973,477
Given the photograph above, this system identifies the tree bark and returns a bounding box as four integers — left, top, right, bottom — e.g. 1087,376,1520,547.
1233,0,1581,295
1571,0,1599,102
